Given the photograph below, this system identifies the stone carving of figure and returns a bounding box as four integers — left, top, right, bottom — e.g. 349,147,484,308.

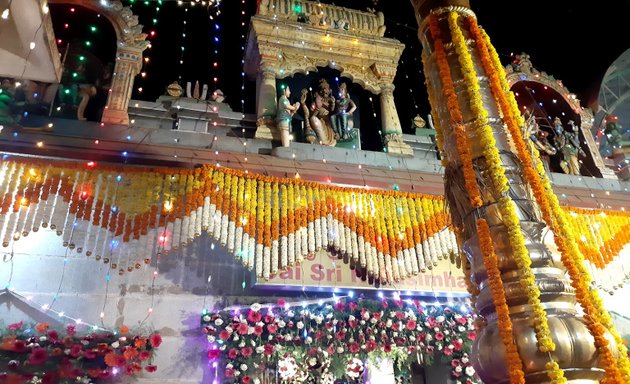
276,85,300,147
331,82,357,141
553,117,585,175
299,79,337,146
513,52,533,74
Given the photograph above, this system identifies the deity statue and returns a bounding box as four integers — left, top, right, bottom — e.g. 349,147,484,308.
299,79,337,146
525,114,556,172
330,82,357,141
276,85,300,147
553,117,585,175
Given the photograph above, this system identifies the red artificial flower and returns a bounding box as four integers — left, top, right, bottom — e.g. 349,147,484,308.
123,347,138,360
267,324,278,334
381,300,389,309
84,349,97,359
443,347,453,356
314,330,324,340
392,322,401,331
219,330,231,340
365,340,377,352
42,372,59,384
452,339,463,351
145,365,158,373
241,347,253,358
427,317,437,327
70,344,83,358
349,342,360,353
383,344,392,353
237,322,249,335
51,347,64,357
426,345,435,353
125,364,136,376
12,340,26,353
406,319,417,331
264,315,274,324
263,344,274,356
335,331,346,340
349,319,358,329
105,353,125,367
7,322,23,331
225,368,235,378
63,336,75,348
394,299,404,308
456,316,468,325
373,312,382,321
348,302,357,311
46,330,59,342
87,368,102,378
467,331,477,341
247,310,262,323
276,298,286,307
327,345,335,355
136,350,149,361
28,348,48,365
334,302,346,311
228,348,238,359
435,331,444,341
149,334,162,348
253,325,263,336
451,359,461,367
325,322,334,330
66,325,76,336
242,376,251,384
395,311,405,320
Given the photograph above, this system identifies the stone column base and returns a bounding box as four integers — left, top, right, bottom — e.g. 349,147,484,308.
101,109,130,125
386,140,414,157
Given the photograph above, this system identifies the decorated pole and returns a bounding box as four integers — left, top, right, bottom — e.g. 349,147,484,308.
411,1,630,383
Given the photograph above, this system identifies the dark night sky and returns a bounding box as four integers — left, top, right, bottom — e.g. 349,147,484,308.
50,1,630,136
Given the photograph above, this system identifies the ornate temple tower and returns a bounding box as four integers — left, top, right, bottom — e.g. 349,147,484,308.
411,0,630,383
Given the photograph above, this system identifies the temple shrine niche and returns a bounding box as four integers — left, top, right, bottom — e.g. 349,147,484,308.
244,0,413,156
505,52,616,178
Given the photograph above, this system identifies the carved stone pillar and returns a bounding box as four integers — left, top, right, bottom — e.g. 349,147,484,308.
254,66,279,141
380,84,413,156
412,1,618,383
102,48,143,125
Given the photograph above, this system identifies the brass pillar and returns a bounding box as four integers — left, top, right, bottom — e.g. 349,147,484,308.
411,1,619,382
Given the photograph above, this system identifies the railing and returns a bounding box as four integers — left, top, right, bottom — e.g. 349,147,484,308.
257,0,386,37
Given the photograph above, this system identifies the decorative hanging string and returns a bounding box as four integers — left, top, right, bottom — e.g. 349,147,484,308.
0,156,628,289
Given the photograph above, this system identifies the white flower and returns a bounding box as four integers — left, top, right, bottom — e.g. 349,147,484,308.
203,315,211,322
239,342,245,348
240,364,248,371
233,334,240,341
461,356,469,364
409,336,416,342
297,321,304,329
436,315,445,323
336,346,344,353
386,319,393,327
465,366,475,376
305,336,313,344
370,318,377,324
360,320,366,325
327,334,333,339
227,326,234,334
254,379,261,384
111,341,119,348
287,311,295,317
214,318,223,326
226,363,233,369
389,311,396,318
234,370,240,376
220,345,226,351
458,326,466,332
315,315,324,324
426,334,433,341
207,335,216,342
455,366,462,373
248,326,255,335
278,320,286,328
362,311,370,320
268,335,273,340
250,303,261,312
326,313,333,319
39,336,47,342
256,346,264,354
445,330,450,335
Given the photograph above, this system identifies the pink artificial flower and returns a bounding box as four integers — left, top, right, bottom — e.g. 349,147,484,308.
373,312,382,321
383,344,392,353
451,359,461,367
443,347,453,356
145,365,158,373
228,348,238,359
138,351,151,361
348,302,358,311
334,302,346,312
241,347,253,358
66,325,77,335
70,345,83,358
253,325,263,336
452,339,463,351
84,349,97,359
456,316,468,325
466,331,477,341
365,340,377,352
7,322,23,331
406,319,417,331
47,330,59,342
267,324,278,334
219,330,231,340
263,344,274,356
237,323,249,335
264,315,274,324
435,331,445,341
247,310,262,323
276,299,286,307
349,342,360,353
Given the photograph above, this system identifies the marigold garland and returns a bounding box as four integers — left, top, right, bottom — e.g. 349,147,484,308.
446,12,557,360
470,17,630,382
476,218,525,384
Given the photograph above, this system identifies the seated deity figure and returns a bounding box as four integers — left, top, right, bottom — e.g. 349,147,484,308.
299,79,337,146
553,117,585,175
331,82,357,141
276,85,300,147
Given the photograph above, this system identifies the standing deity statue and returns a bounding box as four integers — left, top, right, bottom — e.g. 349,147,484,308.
330,82,357,141
299,79,337,146
553,117,585,175
525,114,556,172
276,85,300,147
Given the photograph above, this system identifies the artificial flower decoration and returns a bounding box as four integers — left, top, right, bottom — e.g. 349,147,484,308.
0,322,160,383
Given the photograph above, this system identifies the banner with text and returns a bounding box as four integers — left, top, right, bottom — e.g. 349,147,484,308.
256,250,468,295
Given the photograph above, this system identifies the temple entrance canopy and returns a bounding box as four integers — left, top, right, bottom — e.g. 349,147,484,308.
244,0,412,155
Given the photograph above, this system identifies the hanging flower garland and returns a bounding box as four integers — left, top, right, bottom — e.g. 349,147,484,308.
469,16,630,381
201,298,480,384
0,322,161,383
